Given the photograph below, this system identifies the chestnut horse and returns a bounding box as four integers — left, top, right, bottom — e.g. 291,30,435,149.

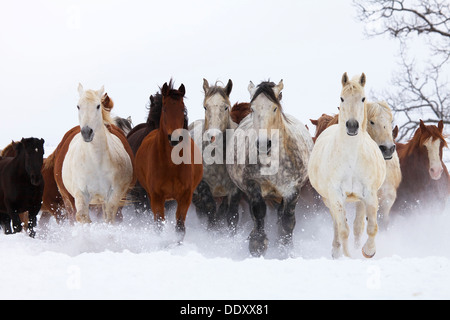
392,120,449,215
135,80,202,242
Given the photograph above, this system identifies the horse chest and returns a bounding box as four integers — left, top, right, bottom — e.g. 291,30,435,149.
203,163,235,197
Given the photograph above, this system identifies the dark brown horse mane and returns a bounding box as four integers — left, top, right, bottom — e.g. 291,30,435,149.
146,80,188,130
251,81,282,107
230,102,251,125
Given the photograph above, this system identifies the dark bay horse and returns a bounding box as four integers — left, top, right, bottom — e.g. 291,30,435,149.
134,80,203,241
0,138,45,237
392,120,450,215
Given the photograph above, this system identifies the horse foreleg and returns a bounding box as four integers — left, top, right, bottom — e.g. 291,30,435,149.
174,193,193,243
149,193,165,233
354,201,365,248
227,189,243,235
277,193,299,256
192,180,217,230
362,193,379,258
324,197,350,259
74,193,91,224
378,187,396,230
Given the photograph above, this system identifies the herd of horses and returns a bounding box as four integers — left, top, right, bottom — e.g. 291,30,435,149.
0,73,448,259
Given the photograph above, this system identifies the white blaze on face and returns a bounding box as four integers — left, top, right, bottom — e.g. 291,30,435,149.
424,138,443,180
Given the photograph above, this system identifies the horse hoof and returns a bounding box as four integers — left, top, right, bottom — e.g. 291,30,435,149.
362,247,376,259
249,232,268,257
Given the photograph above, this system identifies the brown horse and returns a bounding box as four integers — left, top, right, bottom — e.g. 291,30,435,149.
392,120,450,214
134,80,202,241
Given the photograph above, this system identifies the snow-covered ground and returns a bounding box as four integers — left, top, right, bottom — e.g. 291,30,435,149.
1,192,450,300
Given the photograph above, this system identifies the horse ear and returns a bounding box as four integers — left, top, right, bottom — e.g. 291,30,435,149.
341,73,348,87
97,85,105,99
393,125,399,140
162,82,169,96
225,79,233,97
360,73,366,87
150,95,155,104
178,84,186,97
248,81,256,98
438,120,444,133
419,119,428,132
310,119,319,126
78,83,84,96
203,78,210,93
274,79,284,98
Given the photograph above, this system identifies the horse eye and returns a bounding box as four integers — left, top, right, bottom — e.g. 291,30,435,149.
362,97,366,102
77,105,80,110
273,107,277,112
370,121,375,125
203,106,207,110
97,105,101,110
225,106,228,111
340,97,344,102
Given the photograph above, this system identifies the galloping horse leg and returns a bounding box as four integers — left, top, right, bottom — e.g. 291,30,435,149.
362,192,379,258
0,213,12,234
192,180,217,229
246,181,268,257
27,204,42,238
277,192,299,256
354,201,365,248
324,196,350,259
174,193,192,243
149,193,165,233
74,193,91,224
227,189,242,235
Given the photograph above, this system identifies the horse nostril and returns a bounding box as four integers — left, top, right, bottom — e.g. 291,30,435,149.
379,145,387,152
211,136,216,143
346,120,359,136
81,126,94,142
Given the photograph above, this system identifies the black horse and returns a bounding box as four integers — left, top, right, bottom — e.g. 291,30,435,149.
0,138,45,237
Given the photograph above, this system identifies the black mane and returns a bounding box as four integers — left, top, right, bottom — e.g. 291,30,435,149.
250,81,282,107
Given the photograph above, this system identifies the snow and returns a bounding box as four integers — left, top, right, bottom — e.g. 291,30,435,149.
1,193,450,300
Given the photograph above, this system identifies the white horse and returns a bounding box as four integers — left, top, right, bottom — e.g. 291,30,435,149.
308,73,386,259
61,84,134,223
365,101,401,228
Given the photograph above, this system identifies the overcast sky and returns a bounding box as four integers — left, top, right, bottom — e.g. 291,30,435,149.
0,0,399,149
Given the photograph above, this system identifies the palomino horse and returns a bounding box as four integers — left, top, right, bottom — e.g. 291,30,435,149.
308,73,386,259
392,120,450,214
310,101,402,227
53,84,135,224
0,138,45,237
189,79,243,232
227,80,313,257
134,80,203,241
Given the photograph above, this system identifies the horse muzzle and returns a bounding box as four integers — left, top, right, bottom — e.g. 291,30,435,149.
346,120,359,136
379,144,396,160
81,126,94,142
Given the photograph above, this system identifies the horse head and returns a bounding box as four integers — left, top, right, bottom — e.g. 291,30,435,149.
248,80,284,154
77,83,106,143
418,120,447,180
14,138,45,186
202,78,233,143
366,101,397,160
161,80,187,147
340,72,366,137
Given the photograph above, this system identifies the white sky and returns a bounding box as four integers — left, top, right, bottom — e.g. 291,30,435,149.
0,0,399,148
